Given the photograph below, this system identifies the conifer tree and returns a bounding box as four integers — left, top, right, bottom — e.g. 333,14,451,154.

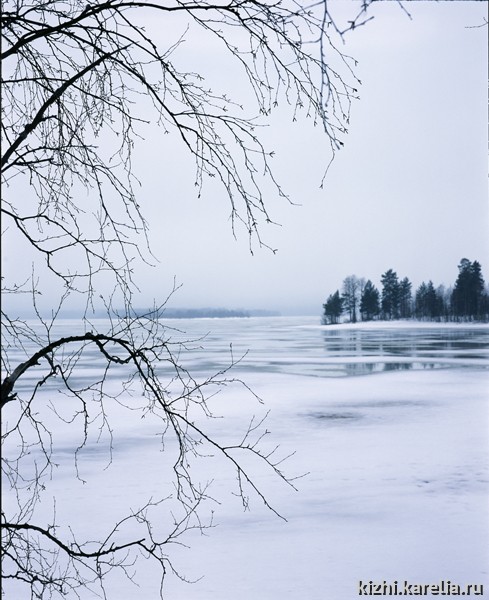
399,277,413,319
381,269,400,320
360,280,380,321
452,258,486,319
323,291,344,325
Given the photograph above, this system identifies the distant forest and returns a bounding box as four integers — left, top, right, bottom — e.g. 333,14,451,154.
322,258,489,325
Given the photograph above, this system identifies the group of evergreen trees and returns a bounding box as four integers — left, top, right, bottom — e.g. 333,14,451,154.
322,258,489,325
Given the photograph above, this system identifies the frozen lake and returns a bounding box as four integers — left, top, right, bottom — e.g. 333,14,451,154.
3,317,489,599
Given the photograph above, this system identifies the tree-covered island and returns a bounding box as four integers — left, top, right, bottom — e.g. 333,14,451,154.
323,258,489,325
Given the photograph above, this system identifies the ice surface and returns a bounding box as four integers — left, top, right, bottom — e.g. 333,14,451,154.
2,318,488,599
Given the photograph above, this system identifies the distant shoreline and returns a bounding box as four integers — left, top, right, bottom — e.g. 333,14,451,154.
134,308,281,319
7,308,283,320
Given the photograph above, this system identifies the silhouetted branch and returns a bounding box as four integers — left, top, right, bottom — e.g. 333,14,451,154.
1,1,383,596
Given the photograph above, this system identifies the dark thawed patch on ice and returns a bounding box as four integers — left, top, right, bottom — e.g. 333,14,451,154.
307,411,362,423
302,398,432,428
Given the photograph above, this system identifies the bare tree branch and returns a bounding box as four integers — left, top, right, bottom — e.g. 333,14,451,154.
0,1,384,596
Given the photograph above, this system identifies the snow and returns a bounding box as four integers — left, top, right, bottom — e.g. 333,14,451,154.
2,318,488,599
175,368,488,600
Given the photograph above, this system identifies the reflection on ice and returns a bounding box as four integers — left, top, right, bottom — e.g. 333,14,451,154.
319,325,489,376
188,318,489,379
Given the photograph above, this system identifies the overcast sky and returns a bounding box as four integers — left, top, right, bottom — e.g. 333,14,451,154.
5,1,488,317
127,1,487,315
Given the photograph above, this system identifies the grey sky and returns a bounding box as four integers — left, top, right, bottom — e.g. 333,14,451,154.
128,1,488,315
5,1,488,316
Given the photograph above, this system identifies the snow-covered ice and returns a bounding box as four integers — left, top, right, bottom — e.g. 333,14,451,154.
2,318,488,599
